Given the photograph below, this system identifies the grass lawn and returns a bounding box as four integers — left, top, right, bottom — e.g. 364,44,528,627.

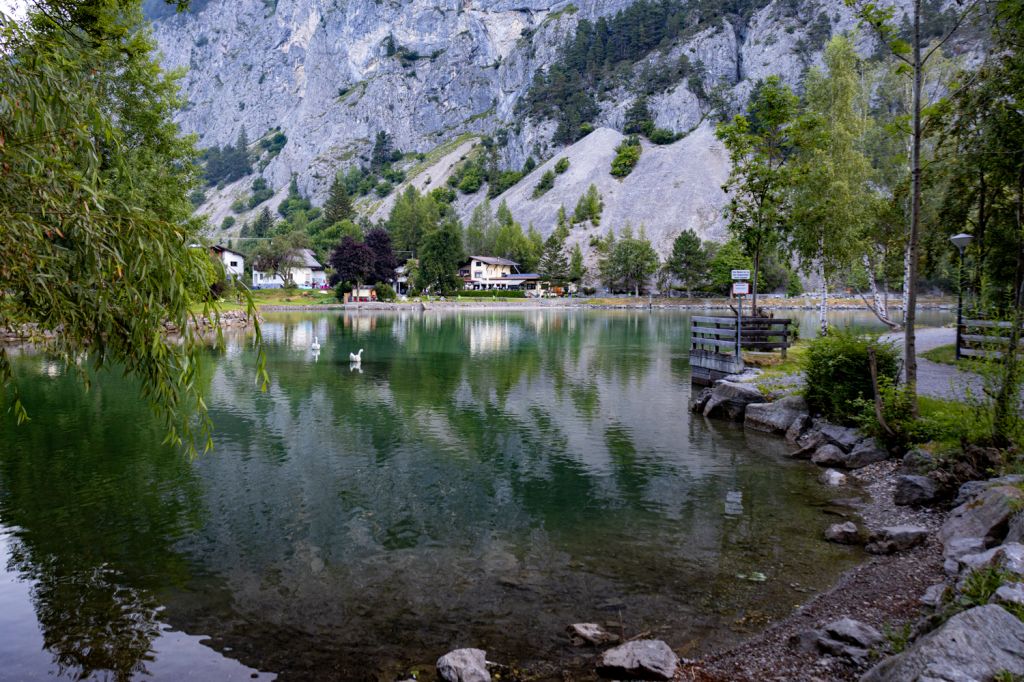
920,343,990,372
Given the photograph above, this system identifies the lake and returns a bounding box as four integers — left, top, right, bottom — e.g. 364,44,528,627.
0,309,951,681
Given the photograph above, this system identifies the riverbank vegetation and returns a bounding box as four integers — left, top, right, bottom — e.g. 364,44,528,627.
0,0,267,453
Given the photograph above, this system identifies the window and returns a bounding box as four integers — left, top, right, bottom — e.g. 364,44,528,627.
230,260,238,267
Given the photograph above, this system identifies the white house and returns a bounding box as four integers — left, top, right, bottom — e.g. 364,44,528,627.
209,245,245,278
252,248,328,289
459,255,542,291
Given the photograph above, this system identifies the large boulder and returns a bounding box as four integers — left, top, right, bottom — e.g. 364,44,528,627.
817,423,863,452
811,444,847,467
844,439,889,469
1008,513,1024,544
437,648,490,682
596,640,679,681
865,525,928,555
702,381,764,421
791,618,883,664
744,395,808,435
957,542,1024,577
861,605,1024,681
894,475,940,507
785,412,812,443
939,485,1024,550
953,474,1024,507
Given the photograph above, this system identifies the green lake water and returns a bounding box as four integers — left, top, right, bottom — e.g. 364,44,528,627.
0,309,951,681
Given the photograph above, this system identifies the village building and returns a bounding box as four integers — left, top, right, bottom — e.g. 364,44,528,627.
459,256,542,292
209,245,245,278
252,248,328,289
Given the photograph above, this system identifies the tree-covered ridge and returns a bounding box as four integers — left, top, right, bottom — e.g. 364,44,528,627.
519,0,774,144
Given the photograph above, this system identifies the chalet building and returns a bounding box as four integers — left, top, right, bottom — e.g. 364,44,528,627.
252,248,328,289
459,256,542,291
209,245,245,278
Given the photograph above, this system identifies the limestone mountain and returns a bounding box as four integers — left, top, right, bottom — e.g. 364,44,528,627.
147,0,936,251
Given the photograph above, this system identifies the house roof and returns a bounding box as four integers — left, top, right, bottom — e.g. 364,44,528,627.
211,245,245,258
469,255,519,267
294,248,323,269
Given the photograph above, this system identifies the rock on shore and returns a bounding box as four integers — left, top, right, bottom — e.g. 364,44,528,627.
596,640,679,680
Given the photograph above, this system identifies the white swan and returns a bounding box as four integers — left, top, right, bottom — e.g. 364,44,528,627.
349,348,363,363
311,336,320,351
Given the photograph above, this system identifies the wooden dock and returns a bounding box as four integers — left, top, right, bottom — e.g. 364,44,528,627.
689,315,792,385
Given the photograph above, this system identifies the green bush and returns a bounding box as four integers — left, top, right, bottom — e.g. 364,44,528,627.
334,281,352,302
648,128,680,145
532,169,556,198
610,136,642,177
375,282,397,301
221,216,236,230
457,289,527,298
554,157,570,174
803,330,899,425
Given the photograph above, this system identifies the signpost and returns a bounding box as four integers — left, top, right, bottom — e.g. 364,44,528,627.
731,271,750,358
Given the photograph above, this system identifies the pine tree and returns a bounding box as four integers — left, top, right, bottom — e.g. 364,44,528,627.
539,232,569,284
250,207,275,238
666,229,709,297
569,243,586,284
323,173,354,226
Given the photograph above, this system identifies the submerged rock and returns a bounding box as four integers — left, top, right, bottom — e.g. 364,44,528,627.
865,525,928,555
567,623,619,647
596,639,679,680
819,469,847,487
825,522,861,545
861,605,1024,682
437,648,490,682
744,395,808,435
894,474,940,507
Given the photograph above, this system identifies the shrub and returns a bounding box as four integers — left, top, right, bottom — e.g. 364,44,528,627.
532,169,556,198
457,167,483,194
554,157,570,174
582,286,597,296
375,282,397,301
221,216,236,230
457,289,527,298
648,128,680,145
189,189,207,206
230,198,247,213
802,330,899,425
334,281,353,302
610,136,642,177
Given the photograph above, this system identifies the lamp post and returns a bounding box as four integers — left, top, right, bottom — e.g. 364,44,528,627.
950,233,973,360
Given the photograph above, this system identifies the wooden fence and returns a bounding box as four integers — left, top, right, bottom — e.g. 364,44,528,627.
689,316,792,385
958,319,1024,360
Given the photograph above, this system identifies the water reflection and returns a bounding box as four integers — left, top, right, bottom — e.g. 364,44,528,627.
0,309,932,680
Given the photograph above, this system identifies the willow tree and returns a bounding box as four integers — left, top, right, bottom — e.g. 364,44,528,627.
790,36,875,335
716,76,799,314
0,1,265,453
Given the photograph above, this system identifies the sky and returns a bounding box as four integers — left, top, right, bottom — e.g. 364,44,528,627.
0,0,28,19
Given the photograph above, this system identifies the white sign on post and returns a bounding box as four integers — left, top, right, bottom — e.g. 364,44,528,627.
731,269,751,280
732,282,750,296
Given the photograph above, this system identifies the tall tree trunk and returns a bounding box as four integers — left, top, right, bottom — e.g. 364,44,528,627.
752,248,760,317
905,0,923,409
901,246,911,324
819,258,829,336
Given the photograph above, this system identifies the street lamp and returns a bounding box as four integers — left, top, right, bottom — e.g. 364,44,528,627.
950,233,973,360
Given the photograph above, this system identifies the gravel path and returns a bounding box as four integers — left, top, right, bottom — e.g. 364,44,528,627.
879,327,989,402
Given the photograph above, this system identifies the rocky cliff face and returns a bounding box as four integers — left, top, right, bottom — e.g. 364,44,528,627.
149,0,875,248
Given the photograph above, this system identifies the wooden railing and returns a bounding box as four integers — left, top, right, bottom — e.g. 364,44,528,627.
958,319,1024,360
689,316,792,385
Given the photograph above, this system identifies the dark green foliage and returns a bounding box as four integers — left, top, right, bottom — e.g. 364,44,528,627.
648,128,681,144
418,220,465,294
457,289,526,298
428,187,456,204
554,157,570,174
201,126,252,186
387,186,441,254
220,216,236,230
610,136,642,177
803,330,900,425
666,229,710,296
277,175,310,218
519,0,770,143
488,170,525,198
523,157,537,173
188,189,206,206
573,184,603,225
259,130,287,157
371,131,401,172
375,282,397,301
323,173,354,226
242,207,275,238
624,97,655,136
247,176,273,208
532,169,556,198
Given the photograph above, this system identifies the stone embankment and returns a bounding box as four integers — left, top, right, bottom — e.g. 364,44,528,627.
685,378,1024,681
165,309,258,334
